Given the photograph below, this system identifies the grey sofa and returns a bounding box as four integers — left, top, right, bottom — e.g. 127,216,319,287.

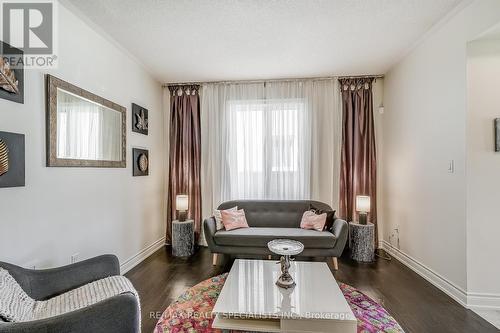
204,200,348,269
0,255,140,333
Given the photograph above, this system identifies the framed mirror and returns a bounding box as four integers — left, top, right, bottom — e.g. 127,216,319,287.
46,75,126,167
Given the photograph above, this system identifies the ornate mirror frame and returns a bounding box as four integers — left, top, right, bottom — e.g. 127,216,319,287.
45,74,127,167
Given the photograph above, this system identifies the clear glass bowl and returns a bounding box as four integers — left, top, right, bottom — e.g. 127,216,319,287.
267,239,304,256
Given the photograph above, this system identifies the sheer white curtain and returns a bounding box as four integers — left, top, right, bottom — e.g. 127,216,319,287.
201,79,341,219
57,90,122,161
226,87,311,200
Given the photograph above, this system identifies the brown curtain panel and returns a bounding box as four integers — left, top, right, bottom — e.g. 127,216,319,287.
166,85,202,244
339,78,378,244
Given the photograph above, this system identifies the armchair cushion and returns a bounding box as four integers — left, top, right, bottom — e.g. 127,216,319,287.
0,267,138,323
34,275,138,321
0,293,140,333
0,268,35,322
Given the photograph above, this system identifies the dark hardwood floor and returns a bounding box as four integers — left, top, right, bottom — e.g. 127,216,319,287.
126,247,497,333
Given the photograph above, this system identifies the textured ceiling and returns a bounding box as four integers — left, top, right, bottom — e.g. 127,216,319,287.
63,0,463,83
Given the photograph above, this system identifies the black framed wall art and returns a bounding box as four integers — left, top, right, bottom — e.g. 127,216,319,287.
0,131,25,188
132,103,148,135
0,41,24,104
133,148,149,176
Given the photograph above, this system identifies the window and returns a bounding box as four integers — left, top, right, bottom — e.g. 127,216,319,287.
226,98,310,200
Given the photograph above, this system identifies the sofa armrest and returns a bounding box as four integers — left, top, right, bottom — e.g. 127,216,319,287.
203,217,218,250
0,255,120,301
0,293,139,333
330,218,348,256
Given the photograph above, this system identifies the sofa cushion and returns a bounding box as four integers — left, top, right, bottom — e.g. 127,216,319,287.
214,227,336,249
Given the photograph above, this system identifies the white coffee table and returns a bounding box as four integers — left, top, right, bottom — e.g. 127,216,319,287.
212,259,357,333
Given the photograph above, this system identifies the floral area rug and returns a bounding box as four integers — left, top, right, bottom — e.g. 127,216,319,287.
154,273,405,333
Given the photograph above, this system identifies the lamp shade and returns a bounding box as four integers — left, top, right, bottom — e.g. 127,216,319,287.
356,195,371,213
176,194,189,211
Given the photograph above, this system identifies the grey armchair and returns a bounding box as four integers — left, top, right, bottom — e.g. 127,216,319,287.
0,255,140,333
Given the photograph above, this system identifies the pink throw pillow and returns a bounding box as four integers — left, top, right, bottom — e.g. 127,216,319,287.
300,210,327,232
213,206,238,230
221,209,249,231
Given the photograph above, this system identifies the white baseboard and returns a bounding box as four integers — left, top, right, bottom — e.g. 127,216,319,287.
120,237,165,274
379,240,468,306
468,293,500,310
380,239,500,317
468,294,500,329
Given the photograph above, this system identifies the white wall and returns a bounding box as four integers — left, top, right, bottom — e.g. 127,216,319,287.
466,39,500,300
0,3,165,271
372,79,384,243
381,0,500,298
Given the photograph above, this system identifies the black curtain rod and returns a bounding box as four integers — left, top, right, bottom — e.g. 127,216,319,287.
338,75,384,79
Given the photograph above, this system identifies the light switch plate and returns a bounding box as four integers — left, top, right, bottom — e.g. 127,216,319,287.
448,160,455,173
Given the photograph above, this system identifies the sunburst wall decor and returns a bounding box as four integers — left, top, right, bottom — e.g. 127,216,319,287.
0,139,9,176
132,148,149,176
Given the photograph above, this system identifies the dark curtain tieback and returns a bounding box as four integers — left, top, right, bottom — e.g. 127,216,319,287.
168,85,200,97
339,77,374,91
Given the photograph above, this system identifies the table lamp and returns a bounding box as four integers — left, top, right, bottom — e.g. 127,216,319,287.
176,194,189,222
356,195,370,225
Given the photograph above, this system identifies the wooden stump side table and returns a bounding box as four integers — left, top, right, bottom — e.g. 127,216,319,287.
172,219,194,257
349,222,375,262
